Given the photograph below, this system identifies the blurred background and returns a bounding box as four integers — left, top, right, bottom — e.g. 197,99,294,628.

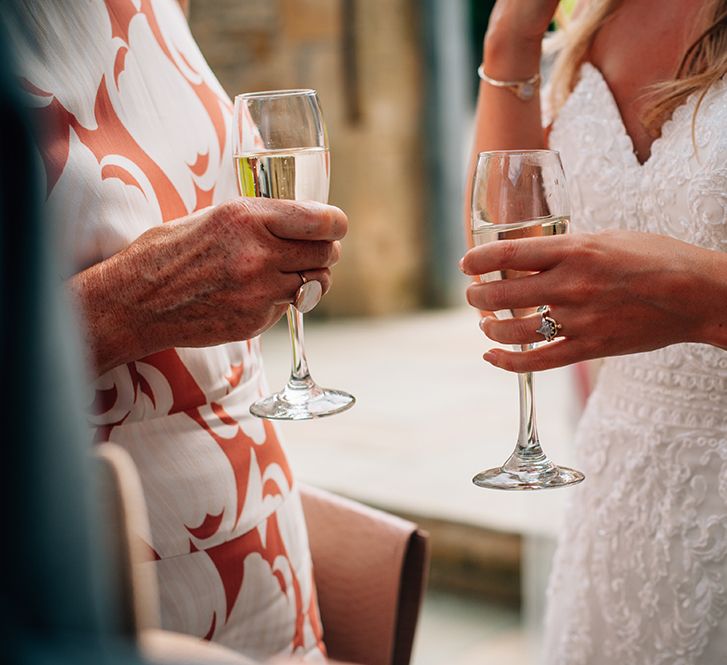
188,2,583,664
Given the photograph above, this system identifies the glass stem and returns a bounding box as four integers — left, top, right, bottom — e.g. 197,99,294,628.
286,305,313,387
513,343,546,464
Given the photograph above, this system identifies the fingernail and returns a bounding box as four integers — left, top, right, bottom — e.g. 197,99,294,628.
483,350,497,364
479,317,487,331
458,257,465,272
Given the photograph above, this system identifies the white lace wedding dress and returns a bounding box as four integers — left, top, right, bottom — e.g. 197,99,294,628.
542,63,727,664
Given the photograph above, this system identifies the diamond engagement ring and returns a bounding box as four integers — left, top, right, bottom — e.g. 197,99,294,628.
536,306,562,342
293,272,322,314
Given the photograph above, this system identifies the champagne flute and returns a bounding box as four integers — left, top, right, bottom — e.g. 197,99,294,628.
470,149,584,490
233,89,355,420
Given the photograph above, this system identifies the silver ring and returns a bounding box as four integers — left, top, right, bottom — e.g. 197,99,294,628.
293,272,322,314
536,306,562,342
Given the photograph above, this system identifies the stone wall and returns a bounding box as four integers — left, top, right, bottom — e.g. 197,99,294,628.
190,0,427,316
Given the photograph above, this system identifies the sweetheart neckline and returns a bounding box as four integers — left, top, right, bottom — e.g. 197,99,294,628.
574,62,702,170
568,61,727,171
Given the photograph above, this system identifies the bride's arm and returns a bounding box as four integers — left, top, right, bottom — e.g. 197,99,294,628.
465,1,561,235
470,0,559,153
463,0,561,325
464,0,560,322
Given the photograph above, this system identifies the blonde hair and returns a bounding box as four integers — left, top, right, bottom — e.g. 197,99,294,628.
548,0,727,134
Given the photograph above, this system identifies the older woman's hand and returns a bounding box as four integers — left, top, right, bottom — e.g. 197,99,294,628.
461,229,727,372
70,198,347,375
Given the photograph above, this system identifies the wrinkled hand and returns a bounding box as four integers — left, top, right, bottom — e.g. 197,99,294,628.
74,198,347,374
136,198,346,343
461,230,723,372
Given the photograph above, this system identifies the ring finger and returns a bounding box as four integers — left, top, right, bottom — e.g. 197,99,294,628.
480,307,568,345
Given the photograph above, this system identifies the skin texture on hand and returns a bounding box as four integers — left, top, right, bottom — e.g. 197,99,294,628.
461,230,727,372
68,198,347,376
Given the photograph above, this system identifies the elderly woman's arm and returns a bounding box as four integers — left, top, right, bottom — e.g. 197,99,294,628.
68,198,346,376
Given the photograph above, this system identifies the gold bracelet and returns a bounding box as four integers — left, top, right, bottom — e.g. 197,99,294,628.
477,64,541,101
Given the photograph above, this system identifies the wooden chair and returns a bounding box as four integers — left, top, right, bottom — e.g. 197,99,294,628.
95,443,429,665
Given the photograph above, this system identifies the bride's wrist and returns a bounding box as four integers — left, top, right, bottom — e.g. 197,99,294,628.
695,306,727,350
697,284,727,350
685,250,727,349
482,28,543,80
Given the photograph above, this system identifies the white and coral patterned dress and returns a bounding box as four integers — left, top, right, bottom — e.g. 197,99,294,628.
4,1,324,660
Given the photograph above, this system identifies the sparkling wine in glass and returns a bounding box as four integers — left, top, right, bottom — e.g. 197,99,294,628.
470,149,584,490
233,89,355,420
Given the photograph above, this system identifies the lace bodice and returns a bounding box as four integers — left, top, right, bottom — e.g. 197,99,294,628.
543,63,727,665
552,63,727,250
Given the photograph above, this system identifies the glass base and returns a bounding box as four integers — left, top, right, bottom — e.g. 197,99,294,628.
473,453,584,491
250,380,355,421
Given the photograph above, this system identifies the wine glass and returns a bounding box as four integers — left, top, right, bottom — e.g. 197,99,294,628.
470,149,584,490
233,89,355,420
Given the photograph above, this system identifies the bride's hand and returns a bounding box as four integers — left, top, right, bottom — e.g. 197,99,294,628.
460,230,727,372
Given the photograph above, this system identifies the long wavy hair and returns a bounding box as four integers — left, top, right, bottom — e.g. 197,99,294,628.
548,0,727,133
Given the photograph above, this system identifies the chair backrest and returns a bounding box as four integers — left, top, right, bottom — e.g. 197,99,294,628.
95,443,161,637
300,485,429,665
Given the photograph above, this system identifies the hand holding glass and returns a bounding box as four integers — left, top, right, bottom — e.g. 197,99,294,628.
233,89,355,420
470,150,584,490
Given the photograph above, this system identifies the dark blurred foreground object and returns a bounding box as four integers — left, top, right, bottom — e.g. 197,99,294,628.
0,20,254,665
0,22,134,665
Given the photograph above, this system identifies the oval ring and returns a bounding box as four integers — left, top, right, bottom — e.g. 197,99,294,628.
294,272,322,314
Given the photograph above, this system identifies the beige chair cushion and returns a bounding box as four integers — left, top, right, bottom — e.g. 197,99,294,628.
300,485,429,665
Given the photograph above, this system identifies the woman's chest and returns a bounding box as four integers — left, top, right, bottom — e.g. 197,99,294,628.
549,64,727,253
588,0,701,163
